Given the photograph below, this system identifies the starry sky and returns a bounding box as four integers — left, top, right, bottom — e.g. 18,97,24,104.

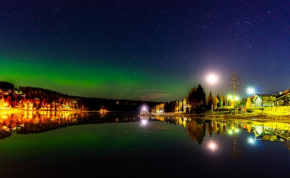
1,0,290,101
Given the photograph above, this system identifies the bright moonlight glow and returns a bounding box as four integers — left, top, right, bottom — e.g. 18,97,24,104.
207,74,218,85
208,142,217,151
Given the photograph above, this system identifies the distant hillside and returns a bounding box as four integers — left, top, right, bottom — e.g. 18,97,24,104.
0,81,14,90
0,81,158,111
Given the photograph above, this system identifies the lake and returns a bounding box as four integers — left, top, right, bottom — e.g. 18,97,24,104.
0,111,290,178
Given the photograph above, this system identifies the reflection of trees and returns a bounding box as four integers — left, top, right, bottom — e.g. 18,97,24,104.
154,116,165,122
186,120,205,145
0,112,139,140
247,123,252,133
206,123,213,137
0,130,12,140
285,142,290,150
17,115,137,134
212,121,218,133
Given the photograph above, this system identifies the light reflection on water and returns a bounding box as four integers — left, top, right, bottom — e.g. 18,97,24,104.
1,111,290,146
0,111,290,177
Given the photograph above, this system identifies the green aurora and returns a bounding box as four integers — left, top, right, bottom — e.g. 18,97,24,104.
1,56,192,101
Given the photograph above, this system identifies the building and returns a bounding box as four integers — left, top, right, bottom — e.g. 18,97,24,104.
250,95,262,107
261,95,276,107
275,93,290,106
250,94,276,107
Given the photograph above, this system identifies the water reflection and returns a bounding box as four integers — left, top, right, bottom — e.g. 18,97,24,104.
208,142,217,151
1,112,290,178
140,116,149,126
153,116,290,151
1,111,290,151
0,111,138,140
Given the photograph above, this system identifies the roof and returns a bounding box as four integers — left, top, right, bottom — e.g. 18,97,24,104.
276,93,290,100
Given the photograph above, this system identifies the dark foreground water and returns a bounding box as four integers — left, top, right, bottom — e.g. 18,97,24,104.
0,112,290,178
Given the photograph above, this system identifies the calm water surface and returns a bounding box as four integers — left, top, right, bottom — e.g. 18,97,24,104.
0,112,290,178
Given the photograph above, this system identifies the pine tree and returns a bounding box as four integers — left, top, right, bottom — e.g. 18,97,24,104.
212,97,219,109
207,91,213,109
217,94,222,109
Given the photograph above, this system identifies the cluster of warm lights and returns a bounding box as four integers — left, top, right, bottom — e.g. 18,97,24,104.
156,110,164,115
228,95,239,101
228,128,239,135
0,111,80,133
99,108,108,114
23,102,34,110
0,99,10,110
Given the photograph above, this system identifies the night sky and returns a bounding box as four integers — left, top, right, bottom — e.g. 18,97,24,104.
1,0,290,101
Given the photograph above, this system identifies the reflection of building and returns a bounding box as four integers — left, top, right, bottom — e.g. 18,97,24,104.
215,119,290,142
253,123,290,142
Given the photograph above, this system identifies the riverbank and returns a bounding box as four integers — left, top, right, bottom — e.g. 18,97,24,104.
157,110,290,120
0,109,90,114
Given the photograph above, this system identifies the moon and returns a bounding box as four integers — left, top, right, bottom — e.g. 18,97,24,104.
206,73,218,85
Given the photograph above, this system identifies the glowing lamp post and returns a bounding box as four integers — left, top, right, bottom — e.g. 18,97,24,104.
247,88,255,97
228,95,239,106
227,95,233,106
248,138,255,144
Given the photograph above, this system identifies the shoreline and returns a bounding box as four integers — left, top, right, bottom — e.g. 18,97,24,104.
150,112,290,120
2,109,290,120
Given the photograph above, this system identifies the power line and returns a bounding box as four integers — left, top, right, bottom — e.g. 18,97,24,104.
228,73,242,115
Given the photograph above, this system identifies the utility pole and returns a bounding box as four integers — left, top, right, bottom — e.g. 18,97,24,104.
228,73,241,115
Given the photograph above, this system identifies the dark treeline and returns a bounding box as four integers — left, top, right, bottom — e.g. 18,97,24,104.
0,81,14,90
18,86,85,110
19,86,159,111
83,97,158,111
0,130,12,140
0,81,158,111
154,85,208,113
153,84,228,113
